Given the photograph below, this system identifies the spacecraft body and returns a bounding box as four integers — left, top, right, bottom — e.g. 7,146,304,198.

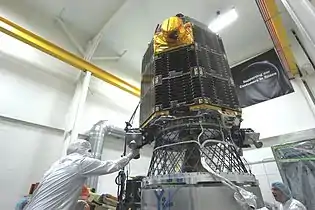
140,16,240,127
139,14,263,210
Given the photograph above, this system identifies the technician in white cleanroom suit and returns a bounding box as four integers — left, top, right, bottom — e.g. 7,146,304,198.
271,182,307,210
24,139,139,210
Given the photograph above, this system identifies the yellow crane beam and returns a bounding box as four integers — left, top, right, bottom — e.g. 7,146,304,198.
256,0,299,76
0,16,141,97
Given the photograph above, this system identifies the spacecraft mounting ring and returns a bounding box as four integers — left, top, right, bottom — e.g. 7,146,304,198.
142,172,258,187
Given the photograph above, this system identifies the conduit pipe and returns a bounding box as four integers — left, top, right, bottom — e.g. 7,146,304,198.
86,120,125,189
247,158,275,166
0,16,140,97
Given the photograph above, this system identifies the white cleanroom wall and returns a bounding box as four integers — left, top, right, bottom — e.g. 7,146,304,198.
0,120,65,210
243,147,281,207
0,52,75,128
79,76,140,133
0,52,74,209
241,78,315,139
241,75,315,209
0,50,140,210
0,5,81,210
0,4,139,208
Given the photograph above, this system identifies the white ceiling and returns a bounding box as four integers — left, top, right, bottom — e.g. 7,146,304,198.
96,0,274,83
23,0,127,38
3,0,277,84
96,0,273,66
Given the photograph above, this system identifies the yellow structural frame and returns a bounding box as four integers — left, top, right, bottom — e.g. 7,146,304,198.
0,16,141,97
256,0,299,76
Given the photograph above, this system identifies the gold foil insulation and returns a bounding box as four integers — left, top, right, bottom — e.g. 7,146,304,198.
154,16,194,54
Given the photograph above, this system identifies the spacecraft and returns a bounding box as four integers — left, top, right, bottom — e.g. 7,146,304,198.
125,14,264,210
140,14,240,128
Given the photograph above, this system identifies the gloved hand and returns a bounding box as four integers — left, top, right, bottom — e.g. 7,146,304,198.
234,188,257,209
126,149,140,159
131,148,140,158
15,196,29,210
127,140,141,159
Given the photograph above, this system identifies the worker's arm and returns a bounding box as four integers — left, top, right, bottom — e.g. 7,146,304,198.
80,150,139,176
290,205,307,210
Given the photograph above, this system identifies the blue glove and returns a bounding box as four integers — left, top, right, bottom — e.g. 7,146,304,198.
15,196,29,210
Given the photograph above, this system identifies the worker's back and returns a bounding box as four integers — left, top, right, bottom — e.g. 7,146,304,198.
24,153,86,210
23,139,137,210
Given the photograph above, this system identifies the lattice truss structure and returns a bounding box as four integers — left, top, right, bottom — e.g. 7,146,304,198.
147,112,248,176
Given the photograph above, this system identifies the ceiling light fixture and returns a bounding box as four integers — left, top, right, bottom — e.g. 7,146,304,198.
208,8,238,33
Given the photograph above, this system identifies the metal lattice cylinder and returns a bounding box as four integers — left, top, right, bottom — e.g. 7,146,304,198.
146,115,249,177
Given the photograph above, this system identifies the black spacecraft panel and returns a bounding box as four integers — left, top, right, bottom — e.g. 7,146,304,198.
140,74,239,126
190,19,225,54
153,43,232,81
140,17,240,127
141,41,154,75
139,84,155,127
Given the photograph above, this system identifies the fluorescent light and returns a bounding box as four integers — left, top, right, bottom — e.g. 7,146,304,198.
208,8,238,33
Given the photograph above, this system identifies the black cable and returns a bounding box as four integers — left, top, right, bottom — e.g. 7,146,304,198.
123,101,141,156
126,101,141,129
116,101,141,210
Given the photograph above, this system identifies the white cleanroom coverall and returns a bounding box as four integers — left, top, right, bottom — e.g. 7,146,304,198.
279,198,307,210
272,182,306,210
24,140,138,210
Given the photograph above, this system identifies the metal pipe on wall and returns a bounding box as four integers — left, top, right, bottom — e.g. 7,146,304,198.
247,158,275,166
86,121,125,189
